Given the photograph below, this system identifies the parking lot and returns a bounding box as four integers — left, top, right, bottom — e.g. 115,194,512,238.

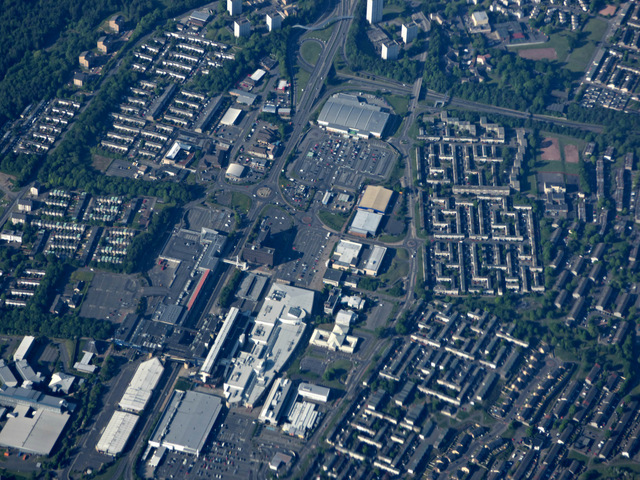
293,131,395,191
276,226,329,287
580,85,628,110
185,206,234,234
153,408,290,480
80,272,141,321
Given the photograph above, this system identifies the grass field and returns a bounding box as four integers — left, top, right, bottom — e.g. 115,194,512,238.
566,17,608,72
295,67,311,101
231,191,252,214
384,94,409,117
318,209,349,231
306,23,336,42
380,248,410,285
300,41,322,66
70,270,95,283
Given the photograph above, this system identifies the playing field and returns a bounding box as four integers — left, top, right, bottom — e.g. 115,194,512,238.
541,137,561,161
518,48,558,60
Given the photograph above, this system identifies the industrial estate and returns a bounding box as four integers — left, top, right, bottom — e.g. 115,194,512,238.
0,0,639,479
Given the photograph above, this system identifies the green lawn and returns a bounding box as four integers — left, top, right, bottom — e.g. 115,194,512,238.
384,94,409,117
380,248,410,285
300,41,323,66
306,23,336,43
231,191,252,214
70,270,95,283
295,67,311,102
566,17,608,72
318,209,350,231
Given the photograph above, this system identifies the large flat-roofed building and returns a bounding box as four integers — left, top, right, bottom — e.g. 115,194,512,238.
298,383,331,403
317,94,390,139
96,411,139,456
0,386,73,413
0,360,18,388
220,107,243,126
358,185,393,213
349,210,383,237
0,408,70,456
224,284,315,408
332,240,363,270
13,335,36,362
119,357,164,413
361,245,387,276
149,391,223,457
199,308,242,382
258,377,295,425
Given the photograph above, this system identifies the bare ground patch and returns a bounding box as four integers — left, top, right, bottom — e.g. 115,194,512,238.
564,144,580,163
92,154,114,172
541,137,561,161
599,5,617,16
518,47,558,60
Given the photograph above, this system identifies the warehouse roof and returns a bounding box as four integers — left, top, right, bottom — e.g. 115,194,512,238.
317,94,390,138
0,408,70,456
96,411,139,456
226,163,245,178
358,185,393,213
149,391,223,456
220,107,242,126
119,357,164,413
349,210,383,237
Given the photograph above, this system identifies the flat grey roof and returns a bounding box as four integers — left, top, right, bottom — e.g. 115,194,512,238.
149,391,223,456
317,94,390,137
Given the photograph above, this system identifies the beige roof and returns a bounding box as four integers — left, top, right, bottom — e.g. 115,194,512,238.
358,185,393,213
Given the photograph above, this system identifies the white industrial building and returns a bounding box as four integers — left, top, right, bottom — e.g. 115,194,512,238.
298,383,331,403
258,377,294,425
0,407,70,456
317,94,390,139
362,245,387,276
119,357,164,413
282,401,318,438
200,307,241,382
149,391,223,457
96,411,139,456
13,335,36,362
225,163,245,181
220,107,242,126
224,284,315,408
349,210,383,237
332,240,363,270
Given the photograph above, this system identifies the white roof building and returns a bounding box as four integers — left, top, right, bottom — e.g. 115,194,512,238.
96,411,139,456
332,240,363,270
0,407,70,456
149,391,223,456
119,357,164,413
13,335,36,362
349,210,383,237
362,245,387,276
226,163,245,179
200,308,241,382
298,383,331,403
220,107,242,126
224,284,315,408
